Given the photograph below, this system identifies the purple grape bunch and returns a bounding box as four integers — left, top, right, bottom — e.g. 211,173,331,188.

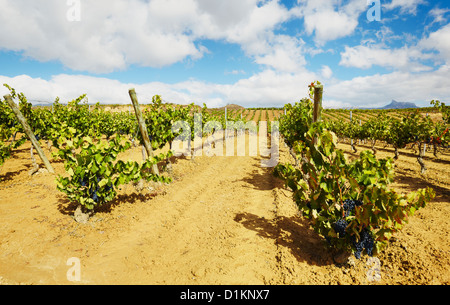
79,175,113,204
343,198,363,217
351,228,374,259
332,198,374,259
333,218,348,237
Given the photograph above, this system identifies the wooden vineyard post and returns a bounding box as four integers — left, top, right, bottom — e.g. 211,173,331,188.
128,88,160,176
3,94,55,174
313,84,323,124
313,84,323,145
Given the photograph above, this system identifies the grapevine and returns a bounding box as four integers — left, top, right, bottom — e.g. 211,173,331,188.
274,82,436,259
55,134,171,217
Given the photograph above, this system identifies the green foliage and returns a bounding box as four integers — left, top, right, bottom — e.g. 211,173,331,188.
0,85,29,166
429,100,450,146
96,110,137,140
142,95,180,150
56,135,171,211
279,98,314,147
274,82,435,258
384,112,417,150
275,122,435,257
431,100,450,124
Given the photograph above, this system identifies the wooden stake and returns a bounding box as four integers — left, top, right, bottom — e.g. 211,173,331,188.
313,84,323,123
4,94,55,173
128,88,159,175
312,84,323,146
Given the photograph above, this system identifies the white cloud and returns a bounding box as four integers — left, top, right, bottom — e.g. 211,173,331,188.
200,0,304,71
326,64,450,108
374,26,404,44
321,65,333,79
1,0,449,112
339,21,450,73
0,0,303,74
225,70,246,75
2,62,450,110
222,69,317,106
383,0,427,15
297,0,367,45
322,99,353,109
0,68,317,108
419,23,450,64
254,35,307,72
304,10,358,44
339,44,433,72
0,0,206,73
427,7,450,26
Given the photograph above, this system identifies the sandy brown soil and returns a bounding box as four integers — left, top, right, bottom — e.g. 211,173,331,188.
0,133,449,285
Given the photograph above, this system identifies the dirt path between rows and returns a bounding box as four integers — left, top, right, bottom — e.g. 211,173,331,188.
0,133,449,285
82,152,284,284
0,134,285,284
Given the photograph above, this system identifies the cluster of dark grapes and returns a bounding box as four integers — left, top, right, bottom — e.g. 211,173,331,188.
79,178,88,187
79,176,113,204
343,198,375,259
333,219,348,237
306,198,375,259
343,198,363,217
331,199,362,237
351,228,374,259
331,198,375,259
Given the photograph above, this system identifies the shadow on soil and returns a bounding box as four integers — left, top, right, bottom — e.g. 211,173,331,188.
0,168,28,183
239,157,284,191
240,168,278,191
234,212,334,267
395,168,450,199
342,142,450,165
56,191,160,217
235,158,334,266
339,143,450,199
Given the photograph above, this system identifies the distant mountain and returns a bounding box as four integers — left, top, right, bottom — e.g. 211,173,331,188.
221,104,245,110
29,100,53,107
380,100,418,109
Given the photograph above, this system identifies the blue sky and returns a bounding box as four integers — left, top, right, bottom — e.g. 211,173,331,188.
0,0,449,108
